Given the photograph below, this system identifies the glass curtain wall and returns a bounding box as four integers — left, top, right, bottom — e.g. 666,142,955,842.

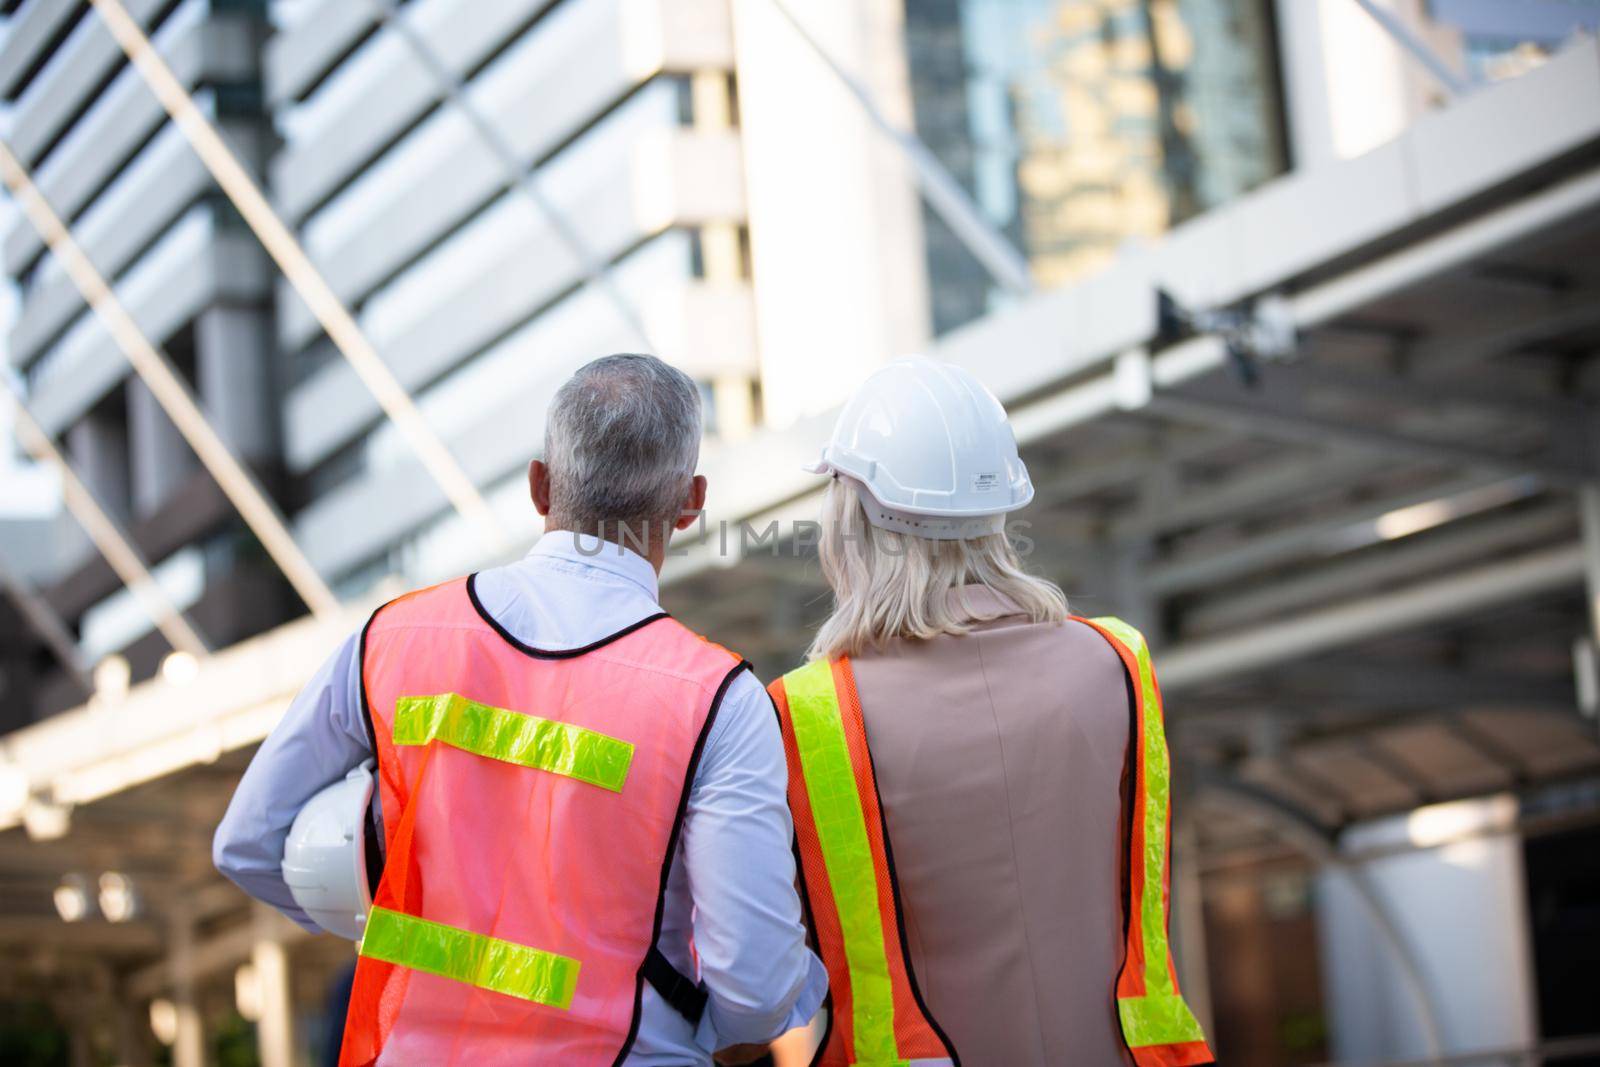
905,0,1288,334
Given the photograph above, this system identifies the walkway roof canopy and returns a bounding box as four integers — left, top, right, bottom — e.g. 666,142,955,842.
1,35,1598,975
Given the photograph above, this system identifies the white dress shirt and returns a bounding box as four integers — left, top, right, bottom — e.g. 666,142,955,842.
214,531,826,1063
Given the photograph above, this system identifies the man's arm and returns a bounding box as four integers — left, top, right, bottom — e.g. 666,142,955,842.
685,669,827,1053
212,628,373,931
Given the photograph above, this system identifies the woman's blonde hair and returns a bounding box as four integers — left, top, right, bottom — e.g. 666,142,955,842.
807,477,1069,661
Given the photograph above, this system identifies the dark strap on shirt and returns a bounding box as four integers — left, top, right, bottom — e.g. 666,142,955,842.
643,943,709,1027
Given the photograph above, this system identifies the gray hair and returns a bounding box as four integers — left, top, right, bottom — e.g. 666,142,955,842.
543,354,703,538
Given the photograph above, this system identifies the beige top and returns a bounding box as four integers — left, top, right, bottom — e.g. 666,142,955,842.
847,586,1136,1067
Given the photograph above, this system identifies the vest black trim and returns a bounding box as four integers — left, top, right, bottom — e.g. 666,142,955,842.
356,608,387,892
465,571,670,659
611,659,751,1065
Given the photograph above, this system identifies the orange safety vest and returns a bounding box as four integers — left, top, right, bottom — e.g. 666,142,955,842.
769,616,1214,1067
341,576,746,1067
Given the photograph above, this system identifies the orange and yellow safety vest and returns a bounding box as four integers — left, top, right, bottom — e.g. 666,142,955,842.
770,615,1214,1067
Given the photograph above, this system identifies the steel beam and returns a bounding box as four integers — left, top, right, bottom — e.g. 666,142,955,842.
1292,167,1600,331
1268,657,1575,715
1111,451,1378,540
1155,368,1591,487
1183,501,1576,631
1148,472,1509,595
2,386,208,657
0,555,93,695
361,0,656,354
89,0,509,557
0,137,341,620
1407,296,1600,378
1160,542,1586,690
1350,0,1473,97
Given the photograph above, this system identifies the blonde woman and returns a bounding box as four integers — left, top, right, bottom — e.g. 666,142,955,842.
765,359,1213,1067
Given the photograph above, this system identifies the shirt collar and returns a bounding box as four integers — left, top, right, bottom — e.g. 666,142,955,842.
527,530,660,601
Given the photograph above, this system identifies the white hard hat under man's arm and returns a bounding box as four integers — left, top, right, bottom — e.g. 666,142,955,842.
213,628,376,932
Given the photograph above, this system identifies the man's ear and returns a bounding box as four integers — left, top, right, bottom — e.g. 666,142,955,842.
674,474,708,531
529,459,552,517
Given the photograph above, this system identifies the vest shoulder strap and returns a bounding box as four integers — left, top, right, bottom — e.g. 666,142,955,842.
772,657,958,1067
1074,617,1215,1066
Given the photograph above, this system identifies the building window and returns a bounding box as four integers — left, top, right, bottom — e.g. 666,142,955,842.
904,0,1289,335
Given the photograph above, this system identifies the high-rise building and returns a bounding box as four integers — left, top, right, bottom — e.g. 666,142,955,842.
0,0,285,725
259,0,756,592
904,0,1289,332
0,0,767,716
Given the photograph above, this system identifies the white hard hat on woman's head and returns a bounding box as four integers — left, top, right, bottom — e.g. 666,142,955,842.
805,357,1034,540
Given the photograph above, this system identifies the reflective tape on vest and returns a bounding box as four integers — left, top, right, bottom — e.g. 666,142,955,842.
783,658,906,1067
1087,617,1210,1061
359,905,581,1010
1118,993,1207,1048
394,692,633,792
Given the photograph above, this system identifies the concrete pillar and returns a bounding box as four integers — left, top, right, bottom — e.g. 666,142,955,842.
67,409,131,523
712,376,756,440
127,378,197,520
1578,484,1600,717
1580,484,1600,649
170,914,208,1067
252,904,296,1067
731,0,930,427
197,306,279,464
114,996,154,1067
68,1025,93,1067
1316,797,1534,1061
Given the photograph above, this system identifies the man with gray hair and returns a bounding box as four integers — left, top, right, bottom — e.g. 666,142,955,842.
215,354,825,1065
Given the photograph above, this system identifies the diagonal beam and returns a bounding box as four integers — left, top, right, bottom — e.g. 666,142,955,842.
2,386,207,657
0,554,94,695
89,0,509,557
0,140,341,621
1350,0,1472,96
764,0,1033,296
361,0,656,354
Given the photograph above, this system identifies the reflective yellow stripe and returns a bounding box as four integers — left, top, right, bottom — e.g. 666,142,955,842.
1118,994,1207,1048
1087,619,1211,1055
359,905,580,1009
394,693,633,792
783,660,906,1067
1090,617,1179,1002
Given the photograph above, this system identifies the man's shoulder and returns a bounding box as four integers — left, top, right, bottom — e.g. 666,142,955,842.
691,665,782,781
366,575,473,632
